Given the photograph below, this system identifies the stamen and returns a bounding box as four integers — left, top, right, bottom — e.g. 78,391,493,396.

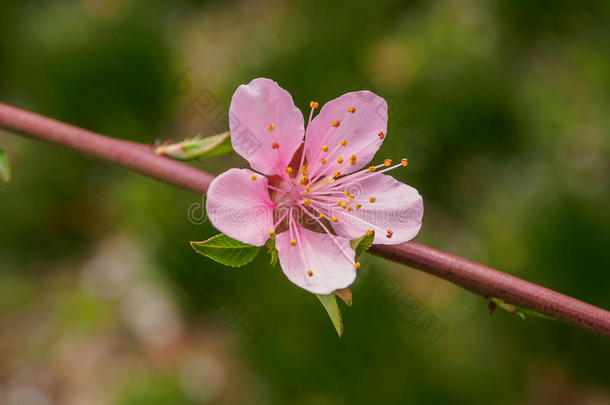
268,230,275,236
344,190,350,196
348,107,356,113
309,101,319,109
290,239,297,246
322,145,329,152
332,120,340,127
350,155,357,165
321,158,327,164
308,176,335,192
354,262,361,269
307,270,314,277
286,167,293,174
319,213,326,219
267,124,275,131
331,216,338,222
356,204,362,209
251,174,257,180
337,157,344,164
401,158,408,166
386,230,393,238
369,196,376,203
305,186,311,192
334,170,341,178
384,159,392,167
368,166,376,173
272,142,279,149
340,139,347,146
302,199,311,207
378,131,385,139
365,229,373,236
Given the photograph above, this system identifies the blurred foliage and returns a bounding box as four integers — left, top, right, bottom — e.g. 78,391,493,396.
1,0,609,404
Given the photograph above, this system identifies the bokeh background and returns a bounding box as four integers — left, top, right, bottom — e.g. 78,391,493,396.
1,0,609,404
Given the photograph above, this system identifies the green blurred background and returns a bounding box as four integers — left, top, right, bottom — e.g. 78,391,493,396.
1,0,609,404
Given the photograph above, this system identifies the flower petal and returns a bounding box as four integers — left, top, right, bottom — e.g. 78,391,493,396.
205,168,275,246
229,78,305,175
276,224,356,294
305,91,387,178
329,174,423,245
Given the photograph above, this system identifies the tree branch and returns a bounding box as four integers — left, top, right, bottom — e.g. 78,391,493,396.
1,101,609,338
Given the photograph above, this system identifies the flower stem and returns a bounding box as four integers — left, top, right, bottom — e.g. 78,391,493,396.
1,101,609,338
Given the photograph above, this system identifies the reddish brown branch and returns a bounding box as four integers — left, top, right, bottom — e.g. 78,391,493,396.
1,102,609,338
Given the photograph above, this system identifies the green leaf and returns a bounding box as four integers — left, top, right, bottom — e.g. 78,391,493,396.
265,238,279,266
316,293,343,337
191,234,261,267
155,132,233,160
350,231,375,259
0,147,10,183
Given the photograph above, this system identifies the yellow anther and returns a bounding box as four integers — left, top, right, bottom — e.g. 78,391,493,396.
386,230,393,239
272,142,279,149
302,199,311,207
337,200,346,207
356,204,362,209
378,131,385,139
267,124,275,131
302,165,309,175
332,120,340,127
369,196,376,203
310,101,319,109
365,229,373,236
348,107,356,113
334,170,341,178
251,174,257,180
307,270,314,277
337,157,344,164
286,167,293,174
319,213,326,219
331,216,338,222
268,229,275,236
299,177,309,185
354,261,361,269
321,158,327,165
348,194,355,201
401,158,408,166
346,206,353,212
322,145,329,152
340,139,347,146
290,239,297,246
350,155,357,165
384,159,392,167
305,186,311,192
368,166,376,173
344,190,350,196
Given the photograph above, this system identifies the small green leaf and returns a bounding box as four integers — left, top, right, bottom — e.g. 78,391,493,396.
350,231,375,259
191,234,261,267
490,298,525,320
0,147,10,183
265,238,279,266
155,132,233,160
316,293,343,337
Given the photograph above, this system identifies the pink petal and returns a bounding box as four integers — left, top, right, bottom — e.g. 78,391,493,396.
330,174,423,245
304,91,387,177
205,168,275,246
276,224,356,294
229,78,304,175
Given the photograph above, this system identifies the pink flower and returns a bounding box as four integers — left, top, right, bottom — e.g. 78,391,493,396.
206,78,423,294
